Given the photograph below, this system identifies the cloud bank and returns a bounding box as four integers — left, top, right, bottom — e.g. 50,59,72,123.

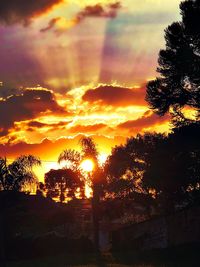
0,88,66,136
82,84,146,107
0,0,63,25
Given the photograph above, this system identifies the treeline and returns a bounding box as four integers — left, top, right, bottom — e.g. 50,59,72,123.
105,121,200,214
1,122,200,216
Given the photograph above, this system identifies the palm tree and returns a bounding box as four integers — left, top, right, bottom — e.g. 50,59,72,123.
0,158,9,191
0,155,41,266
0,155,41,192
59,137,102,252
58,149,81,171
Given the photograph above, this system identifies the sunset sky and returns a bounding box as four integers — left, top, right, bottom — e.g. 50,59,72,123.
0,0,181,179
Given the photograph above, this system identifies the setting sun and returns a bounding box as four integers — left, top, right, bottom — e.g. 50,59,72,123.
80,159,94,172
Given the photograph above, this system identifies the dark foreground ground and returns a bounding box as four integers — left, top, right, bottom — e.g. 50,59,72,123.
6,245,200,267
2,192,200,266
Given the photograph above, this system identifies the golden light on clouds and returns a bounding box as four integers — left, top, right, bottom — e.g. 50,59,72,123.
55,17,78,30
0,0,182,182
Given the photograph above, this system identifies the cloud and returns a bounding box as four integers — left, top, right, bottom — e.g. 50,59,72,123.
25,120,71,133
40,17,61,32
0,88,67,136
69,123,107,134
76,1,121,21
82,84,146,107
40,1,121,33
118,111,170,132
0,0,63,25
0,134,126,163
27,120,67,129
0,85,22,98
28,121,50,128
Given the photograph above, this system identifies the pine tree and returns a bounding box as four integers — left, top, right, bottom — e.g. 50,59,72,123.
146,0,200,124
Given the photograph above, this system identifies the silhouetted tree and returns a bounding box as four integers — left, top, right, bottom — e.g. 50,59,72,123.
80,137,102,254
58,137,105,196
0,155,40,265
104,145,139,198
59,137,104,253
146,0,200,124
0,158,9,191
36,182,45,197
58,149,81,171
45,168,83,203
104,133,165,199
103,133,168,221
143,123,200,212
0,155,41,191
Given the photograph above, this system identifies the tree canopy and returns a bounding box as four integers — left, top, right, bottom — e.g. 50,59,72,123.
104,125,200,213
104,133,165,199
0,155,41,192
146,0,200,123
45,168,83,202
58,137,105,194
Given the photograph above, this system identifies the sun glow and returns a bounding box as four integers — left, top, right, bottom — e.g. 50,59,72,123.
85,183,92,198
80,159,94,172
98,153,108,165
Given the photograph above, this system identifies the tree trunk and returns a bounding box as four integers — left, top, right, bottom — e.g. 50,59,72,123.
60,180,63,203
92,183,100,253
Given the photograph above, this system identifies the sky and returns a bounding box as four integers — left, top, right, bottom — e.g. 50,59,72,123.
0,0,181,179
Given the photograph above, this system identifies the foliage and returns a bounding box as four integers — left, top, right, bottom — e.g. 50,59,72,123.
45,168,83,202
0,155,41,191
143,122,200,212
146,0,200,123
58,137,105,196
105,124,200,213
104,133,165,199
58,149,81,171
80,137,99,166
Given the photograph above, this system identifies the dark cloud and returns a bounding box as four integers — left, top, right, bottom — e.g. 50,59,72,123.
76,2,121,21
0,88,67,136
40,17,61,32
28,121,49,128
82,85,146,107
27,120,67,128
0,0,63,25
118,111,170,132
41,1,121,33
0,85,22,98
26,120,70,133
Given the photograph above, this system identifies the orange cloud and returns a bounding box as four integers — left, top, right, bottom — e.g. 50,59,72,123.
0,134,127,181
118,110,170,133
82,84,146,107
0,81,172,146
68,123,108,134
40,1,121,33
0,88,67,136
0,134,126,162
